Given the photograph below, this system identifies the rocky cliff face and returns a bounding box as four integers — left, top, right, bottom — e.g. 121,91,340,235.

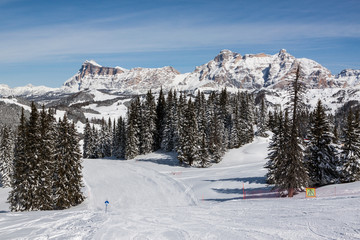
63,60,180,93
62,50,358,94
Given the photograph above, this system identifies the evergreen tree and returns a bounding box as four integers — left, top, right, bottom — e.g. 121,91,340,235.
155,87,166,150
340,109,360,182
162,90,178,151
54,115,84,209
307,100,339,186
8,108,28,211
113,117,126,158
0,126,14,188
141,90,157,154
265,110,288,185
125,98,141,159
83,119,91,158
177,99,199,166
282,67,309,197
26,102,42,210
256,97,268,137
36,106,56,210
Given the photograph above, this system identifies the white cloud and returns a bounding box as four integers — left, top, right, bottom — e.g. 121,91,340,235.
0,20,359,64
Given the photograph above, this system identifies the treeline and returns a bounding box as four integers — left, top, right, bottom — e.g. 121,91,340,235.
83,89,263,167
1,103,84,211
265,68,360,197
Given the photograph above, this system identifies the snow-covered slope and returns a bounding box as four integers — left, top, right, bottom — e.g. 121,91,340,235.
0,84,59,97
1,136,360,239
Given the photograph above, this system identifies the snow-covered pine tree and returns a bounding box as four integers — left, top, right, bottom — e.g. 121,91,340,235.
256,97,269,137
54,114,84,209
141,90,157,154
265,110,288,185
238,92,254,146
98,118,112,158
83,119,91,158
155,87,166,150
26,102,42,210
8,108,28,211
36,106,56,210
67,121,85,206
125,98,141,159
307,100,339,186
281,66,309,197
162,89,178,151
0,126,14,188
207,92,225,163
340,109,360,182
113,117,126,158
89,125,99,158
177,98,199,166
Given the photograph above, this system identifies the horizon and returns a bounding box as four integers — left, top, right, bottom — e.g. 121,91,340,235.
0,0,359,88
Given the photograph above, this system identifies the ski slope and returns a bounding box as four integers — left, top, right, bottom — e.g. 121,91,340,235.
1,137,360,239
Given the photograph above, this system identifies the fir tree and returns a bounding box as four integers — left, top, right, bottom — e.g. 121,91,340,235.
177,99,199,166
8,108,28,211
265,110,288,185
340,109,360,182
54,114,84,209
141,90,157,154
282,67,309,197
155,87,166,150
36,106,56,210
162,90,178,151
83,119,91,158
256,97,268,137
307,100,339,186
0,126,14,188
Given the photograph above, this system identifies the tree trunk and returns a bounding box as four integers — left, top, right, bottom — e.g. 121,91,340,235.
288,188,295,197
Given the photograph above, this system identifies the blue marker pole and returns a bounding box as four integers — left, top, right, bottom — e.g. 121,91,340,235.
105,200,109,213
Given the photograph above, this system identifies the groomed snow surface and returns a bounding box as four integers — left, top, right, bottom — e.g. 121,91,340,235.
1,137,360,239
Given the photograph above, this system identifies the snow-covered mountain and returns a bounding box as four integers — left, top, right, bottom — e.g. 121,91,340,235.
62,60,181,94
62,49,357,94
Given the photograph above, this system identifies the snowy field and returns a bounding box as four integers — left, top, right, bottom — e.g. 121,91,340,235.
1,136,360,239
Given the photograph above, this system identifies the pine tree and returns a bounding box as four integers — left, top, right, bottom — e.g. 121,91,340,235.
125,98,141,159
141,90,157,154
54,114,84,209
307,100,339,186
340,109,360,182
26,102,42,210
36,106,56,210
0,126,14,188
155,87,166,150
113,117,126,158
282,67,309,197
265,110,288,184
83,119,91,158
177,98,199,166
8,108,28,211
207,92,225,163
162,90,177,151
256,97,268,137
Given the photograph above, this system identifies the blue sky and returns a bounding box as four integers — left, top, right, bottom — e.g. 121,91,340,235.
0,0,359,88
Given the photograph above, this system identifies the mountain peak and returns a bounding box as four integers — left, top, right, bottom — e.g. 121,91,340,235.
83,60,102,67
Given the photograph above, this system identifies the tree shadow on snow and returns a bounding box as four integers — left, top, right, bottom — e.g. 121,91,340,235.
204,176,266,184
204,186,280,202
135,151,181,167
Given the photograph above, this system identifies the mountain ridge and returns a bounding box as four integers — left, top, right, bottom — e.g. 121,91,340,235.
0,49,359,98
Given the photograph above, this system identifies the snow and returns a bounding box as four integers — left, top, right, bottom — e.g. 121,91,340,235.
1,136,360,239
